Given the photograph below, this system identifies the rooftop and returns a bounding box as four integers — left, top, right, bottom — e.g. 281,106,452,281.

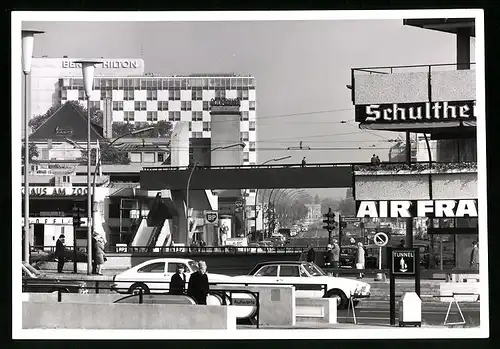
403,18,475,37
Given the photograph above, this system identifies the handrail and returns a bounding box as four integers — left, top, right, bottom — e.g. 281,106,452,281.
352,62,476,71
142,160,471,172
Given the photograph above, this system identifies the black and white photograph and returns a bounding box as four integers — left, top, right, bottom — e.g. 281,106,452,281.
12,10,487,340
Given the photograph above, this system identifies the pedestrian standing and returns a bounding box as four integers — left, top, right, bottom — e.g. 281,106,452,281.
169,264,187,295
398,239,406,248
306,244,316,263
376,155,381,165
55,234,66,273
370,154,377,165
324,244,334,269
91,235,98,274
356,242,365,279
470,241,479,271
332,240,340,276
301,157,307,167
95,236,106,275
187,260,210,304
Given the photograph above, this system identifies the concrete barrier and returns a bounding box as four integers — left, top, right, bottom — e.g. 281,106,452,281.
439,283,480,302
22,293,197,305
22,302,238,329
115,294,196,305
296,297,339,324
212,284,295,326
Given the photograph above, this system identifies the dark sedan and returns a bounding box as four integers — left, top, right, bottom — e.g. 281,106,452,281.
22,262,88,294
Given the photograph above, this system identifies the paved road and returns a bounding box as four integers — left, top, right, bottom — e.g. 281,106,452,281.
337,305,480,327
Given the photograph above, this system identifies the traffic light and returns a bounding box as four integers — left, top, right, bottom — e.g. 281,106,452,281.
322,207,336,232
73,206,83,228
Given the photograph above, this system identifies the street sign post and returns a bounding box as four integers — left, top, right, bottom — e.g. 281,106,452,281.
374,232,389,282
388,247,421,326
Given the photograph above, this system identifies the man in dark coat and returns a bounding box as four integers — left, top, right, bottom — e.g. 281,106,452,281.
187,261,210,304
470,241,479,271
306,244,316,263
91,236,98,274
55,235,66,273
398,239,406,248
169,264,187,295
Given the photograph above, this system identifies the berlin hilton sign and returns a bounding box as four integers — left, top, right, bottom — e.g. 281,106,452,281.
62,60,139,69
355,101,476,123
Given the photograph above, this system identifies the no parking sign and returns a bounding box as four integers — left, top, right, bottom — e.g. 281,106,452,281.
374,232,389,247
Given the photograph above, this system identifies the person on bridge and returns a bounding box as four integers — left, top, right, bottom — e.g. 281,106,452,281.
370,154,377,165
55,234,66,273
306,244,316,263
169,264,187,295
301,157,307,167
187,260,210,304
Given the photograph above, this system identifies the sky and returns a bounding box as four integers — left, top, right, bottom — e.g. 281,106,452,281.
23,18,476,199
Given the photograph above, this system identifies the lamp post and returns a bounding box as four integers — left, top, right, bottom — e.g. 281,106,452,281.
22,29,44,263
74,60,102,275
185,142,245,245
253,156,291,238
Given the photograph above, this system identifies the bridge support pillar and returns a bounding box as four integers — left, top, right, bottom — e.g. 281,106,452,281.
171,190,188,245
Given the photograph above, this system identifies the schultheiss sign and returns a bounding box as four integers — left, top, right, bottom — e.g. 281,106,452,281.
356,199,478,218
355,100,476,123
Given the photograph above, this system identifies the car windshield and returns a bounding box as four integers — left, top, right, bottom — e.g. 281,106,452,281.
303,263,326,276
188,261,199,272
23,262,42,276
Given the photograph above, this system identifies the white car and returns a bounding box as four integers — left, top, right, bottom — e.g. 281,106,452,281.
111,258,230,294
230,261,371,308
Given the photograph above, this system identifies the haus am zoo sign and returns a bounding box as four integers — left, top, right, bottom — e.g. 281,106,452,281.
21,186,89,196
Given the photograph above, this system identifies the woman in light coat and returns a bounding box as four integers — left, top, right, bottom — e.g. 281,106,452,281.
356,242,365,279
95,236,106,275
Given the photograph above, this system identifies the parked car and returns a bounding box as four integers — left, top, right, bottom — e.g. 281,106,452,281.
110,258,231,294
230,261,371,308
22,261,88,294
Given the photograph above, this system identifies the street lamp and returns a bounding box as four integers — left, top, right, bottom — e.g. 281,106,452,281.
74,60,102,275
185,142,245,245
22,29,44,263
253,156,291,238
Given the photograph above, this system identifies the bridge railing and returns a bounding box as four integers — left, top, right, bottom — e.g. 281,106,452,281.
141,161,474,172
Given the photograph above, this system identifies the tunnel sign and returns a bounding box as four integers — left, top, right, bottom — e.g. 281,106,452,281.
391,249,416,275
204,211,219,225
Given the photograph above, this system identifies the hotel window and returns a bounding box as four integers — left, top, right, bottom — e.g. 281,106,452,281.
147,111,158,122
168,111,181,121
124,111,135,122
215,89,226,98
133,79,141,90
249,121,256,131
243,153,249,162
169,90,180,100
162,79,169,90
101,89,112,100
241,132,249,142
157,153,164,162
147,90,158,101
93,79,101,89
192,132,203,139
117,78,123,89
140,79,148,90
78,89,85,101
237,89,249,100
192,111,202,121
124,90,134,101
249,101,256,110
203,122,211,131
113,101,124,111
188,122,192,131
61,89,67,100
181,101,192,111
249,142,256,151
241,111,249,121
134,101,147,111
90,101,100,110
158,101,169,111
203,101,210,111
192,89,203,101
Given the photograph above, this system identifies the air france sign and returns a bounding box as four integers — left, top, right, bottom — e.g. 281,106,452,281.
62,60,140,69
355,101,476,124
356,200,478,218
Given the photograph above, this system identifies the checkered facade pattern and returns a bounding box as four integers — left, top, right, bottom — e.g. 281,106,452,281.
58,76,257,165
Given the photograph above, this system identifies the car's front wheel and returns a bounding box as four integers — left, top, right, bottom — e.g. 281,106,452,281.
326,289,349,309
128,283,150,295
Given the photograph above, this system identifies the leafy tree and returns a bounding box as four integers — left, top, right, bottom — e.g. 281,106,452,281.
80,148,131,166
21,143,39,162
112,122,136,137
28,103,62,132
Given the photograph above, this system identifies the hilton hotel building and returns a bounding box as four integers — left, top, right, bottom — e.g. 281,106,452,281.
30,57,258,166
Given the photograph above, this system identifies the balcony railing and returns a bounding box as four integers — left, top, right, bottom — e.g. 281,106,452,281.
352,62,476,76
354,161,477,174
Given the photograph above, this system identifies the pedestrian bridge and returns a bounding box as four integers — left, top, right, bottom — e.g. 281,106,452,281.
140,163,355,190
